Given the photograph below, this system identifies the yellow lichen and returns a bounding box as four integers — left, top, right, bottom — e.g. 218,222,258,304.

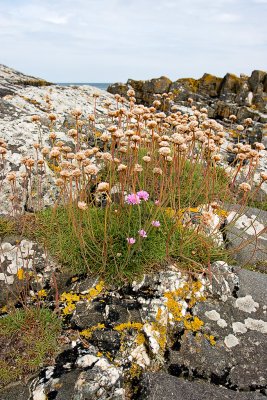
129,363,143,378
0,305,8,314
62,303,76,315
184,316,204,332
37,289,47,298
86,280,105,300
80,323,105,339
60,292,80,303
204,333,216,346
17,268,25,280
135,332,146,345
114,322,143,332
215,208,229,218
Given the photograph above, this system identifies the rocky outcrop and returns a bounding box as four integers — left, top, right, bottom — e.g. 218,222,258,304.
108,76,172,104
107,70,267,125
0,63,52,89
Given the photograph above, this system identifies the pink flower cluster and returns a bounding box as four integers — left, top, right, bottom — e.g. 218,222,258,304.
126,190,149,205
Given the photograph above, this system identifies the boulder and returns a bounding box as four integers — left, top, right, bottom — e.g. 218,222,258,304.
198,73,223,97
220,73,243,97
127,76,172,104
248,70,267,92
107,82,128,97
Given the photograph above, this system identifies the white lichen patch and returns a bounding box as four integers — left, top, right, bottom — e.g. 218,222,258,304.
235,295,259,313
77,354,99,368
217,318,228,328
205,310,220,321
32,385,47,400
244,318,267,333
224,334,239,348
130,344,150,368
143,323,160,354
232,322,248,334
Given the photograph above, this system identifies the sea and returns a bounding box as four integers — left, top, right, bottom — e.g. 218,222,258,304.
57,83,111,91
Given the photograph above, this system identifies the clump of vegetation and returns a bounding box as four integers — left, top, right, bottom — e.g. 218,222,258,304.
35,203,227,281
1,89,266,283
0,217,15,238
0,307,61,387
15,79,52,87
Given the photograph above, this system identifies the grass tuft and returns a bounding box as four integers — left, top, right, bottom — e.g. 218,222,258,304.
0,307,61,387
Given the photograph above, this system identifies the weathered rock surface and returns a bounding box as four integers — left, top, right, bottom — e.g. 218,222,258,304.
167,263,267,395
0,64,118,215
225,206,267,269
141,373,266,399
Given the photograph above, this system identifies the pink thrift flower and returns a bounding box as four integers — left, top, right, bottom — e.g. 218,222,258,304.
152,220,160,227
127,237,136,245
138,229,147,238
126,193,141,205
137,190,149,201
154,200,160,206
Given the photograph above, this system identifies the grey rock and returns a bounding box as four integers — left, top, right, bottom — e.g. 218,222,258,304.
0,383,31,400
225,207,267,268
72,301,105,329
141,372,266,400
233,267,267,305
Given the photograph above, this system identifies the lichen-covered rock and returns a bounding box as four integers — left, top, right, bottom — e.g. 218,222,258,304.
167,265,267,393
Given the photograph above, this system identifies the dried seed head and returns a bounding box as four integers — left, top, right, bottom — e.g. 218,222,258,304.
97,182,110,192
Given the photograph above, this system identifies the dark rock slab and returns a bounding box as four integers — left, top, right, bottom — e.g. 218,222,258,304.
141,372,266,400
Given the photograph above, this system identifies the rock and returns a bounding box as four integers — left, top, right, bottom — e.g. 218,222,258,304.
0,238,58,307
0,63,51,88
140,372,266,399
71,301,105,329
248,70,267,93
225,206,267,268
0,64,118,215
107,82,128,97
0,383,31,400
91,330,121,355
167,263,267,393
198,73,223,98
220,73,243,97
233,267,267,304
126,76,172,104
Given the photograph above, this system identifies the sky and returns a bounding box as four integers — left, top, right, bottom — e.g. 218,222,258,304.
0,0,266,83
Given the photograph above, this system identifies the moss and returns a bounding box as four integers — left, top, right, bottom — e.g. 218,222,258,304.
0,307,61,388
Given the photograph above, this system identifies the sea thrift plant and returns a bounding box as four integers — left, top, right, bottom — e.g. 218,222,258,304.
1,87,266,281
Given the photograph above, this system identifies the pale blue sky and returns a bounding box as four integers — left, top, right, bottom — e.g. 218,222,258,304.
0,0,266,82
